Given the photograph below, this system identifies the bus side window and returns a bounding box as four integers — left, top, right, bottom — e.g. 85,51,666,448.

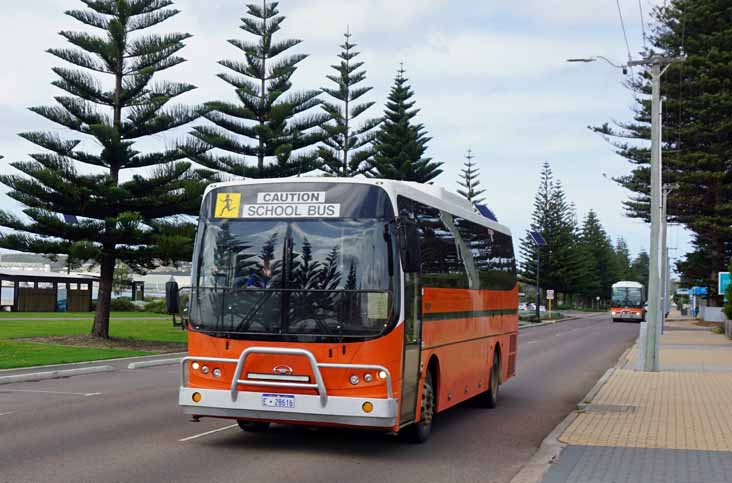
455,218,517,291
413,202,468,289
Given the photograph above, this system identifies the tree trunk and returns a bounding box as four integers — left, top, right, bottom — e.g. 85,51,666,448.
92,253,115,338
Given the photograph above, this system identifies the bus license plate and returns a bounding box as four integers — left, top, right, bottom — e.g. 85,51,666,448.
262,394,295,409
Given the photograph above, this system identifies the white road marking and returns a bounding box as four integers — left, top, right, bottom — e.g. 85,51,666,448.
0,411,17,416
527,340,539,344
0,389,102,397
179,424,239,442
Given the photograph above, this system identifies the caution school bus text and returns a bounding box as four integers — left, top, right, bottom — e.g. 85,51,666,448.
215,191,341,219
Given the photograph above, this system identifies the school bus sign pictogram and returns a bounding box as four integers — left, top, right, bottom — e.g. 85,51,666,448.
214,193,241,218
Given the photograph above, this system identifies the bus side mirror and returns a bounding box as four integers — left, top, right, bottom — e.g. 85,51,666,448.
165,281,180,314
399,221,421,273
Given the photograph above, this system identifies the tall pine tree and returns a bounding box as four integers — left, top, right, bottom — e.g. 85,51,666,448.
576,211,620,303
190,0,327,178
457,149,485,204
614,237,633,280
0,0,208,338
594,0,732,289
370,67,442,183
319,29,381,177
520,162,583,298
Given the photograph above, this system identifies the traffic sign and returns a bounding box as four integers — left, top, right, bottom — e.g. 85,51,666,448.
546,290,555,300
719,272,731,300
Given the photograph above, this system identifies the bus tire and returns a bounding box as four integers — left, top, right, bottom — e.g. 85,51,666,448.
237,420,270,432
479,352,500,408
403,371,435,444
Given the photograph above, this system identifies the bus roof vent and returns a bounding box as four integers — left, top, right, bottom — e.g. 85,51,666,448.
475,204,498,222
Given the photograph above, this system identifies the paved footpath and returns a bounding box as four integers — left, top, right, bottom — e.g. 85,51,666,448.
540,315,732,483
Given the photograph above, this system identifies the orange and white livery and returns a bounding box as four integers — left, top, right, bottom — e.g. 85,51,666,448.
611,281,646,322
172,178,518,442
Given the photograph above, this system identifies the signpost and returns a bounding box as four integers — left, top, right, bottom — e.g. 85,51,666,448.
546,289,554,313
717,272,732,295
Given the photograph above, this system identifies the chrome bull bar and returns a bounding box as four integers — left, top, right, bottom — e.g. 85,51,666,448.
180,347,394,407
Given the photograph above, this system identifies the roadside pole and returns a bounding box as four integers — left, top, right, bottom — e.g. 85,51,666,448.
630,55,685,372
536,248,542,322
567,54,685,371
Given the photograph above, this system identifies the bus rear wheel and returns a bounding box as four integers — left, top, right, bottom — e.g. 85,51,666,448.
403,371,435,444
237,420,270,432
478,352,500,408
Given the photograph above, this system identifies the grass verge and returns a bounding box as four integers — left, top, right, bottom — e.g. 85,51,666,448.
0,316,185,369
0,311,167,319
0,339,147,370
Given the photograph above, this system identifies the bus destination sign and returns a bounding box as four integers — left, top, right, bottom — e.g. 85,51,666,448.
215,191,341,219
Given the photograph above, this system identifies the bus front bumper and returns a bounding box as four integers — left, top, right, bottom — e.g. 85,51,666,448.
179,387,398,428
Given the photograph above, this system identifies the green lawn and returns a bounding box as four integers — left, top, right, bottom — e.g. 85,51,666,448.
0,317,186,343
0,315,186,369
0,311,167,319
0,340,147,369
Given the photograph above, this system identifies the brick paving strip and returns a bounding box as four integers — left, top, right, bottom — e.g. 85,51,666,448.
514,314,732,483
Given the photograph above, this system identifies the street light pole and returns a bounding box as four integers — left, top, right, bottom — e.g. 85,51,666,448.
568,54,685,372
536,248,541,322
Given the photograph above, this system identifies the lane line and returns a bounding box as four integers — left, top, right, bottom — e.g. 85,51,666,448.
527,340,539,345
179,424,239,442
0,389,102,397
0,411,17,416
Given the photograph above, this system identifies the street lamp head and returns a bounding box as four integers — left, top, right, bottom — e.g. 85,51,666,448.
566,58,596,63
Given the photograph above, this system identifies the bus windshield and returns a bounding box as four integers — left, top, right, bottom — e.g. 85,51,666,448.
611,287,643,308
191,213,399,341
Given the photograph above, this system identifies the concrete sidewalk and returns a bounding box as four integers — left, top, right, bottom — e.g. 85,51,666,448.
541,318,732,483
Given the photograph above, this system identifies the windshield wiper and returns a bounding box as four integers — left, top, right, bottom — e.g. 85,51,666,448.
235,290,277,332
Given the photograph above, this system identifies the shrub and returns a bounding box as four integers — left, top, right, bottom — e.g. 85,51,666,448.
110,298,136,312
144,299,167,314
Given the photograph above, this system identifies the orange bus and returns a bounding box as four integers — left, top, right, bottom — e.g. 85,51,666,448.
611,281,646,322
168,179,518,443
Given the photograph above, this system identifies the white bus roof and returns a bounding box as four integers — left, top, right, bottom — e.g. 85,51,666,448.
203,177,512,236
612,281,644,288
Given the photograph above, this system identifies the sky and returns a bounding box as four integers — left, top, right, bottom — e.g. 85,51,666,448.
0,0,691,265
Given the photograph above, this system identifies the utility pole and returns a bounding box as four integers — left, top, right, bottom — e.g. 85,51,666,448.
631,55,685,371
536,248,541,322
568,54,685,371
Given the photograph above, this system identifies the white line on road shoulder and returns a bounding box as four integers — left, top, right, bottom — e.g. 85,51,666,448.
179,424,239,442
0,389,102,397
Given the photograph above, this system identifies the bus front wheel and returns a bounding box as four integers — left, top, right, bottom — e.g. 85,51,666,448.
403,371,435,444
237,420,270,432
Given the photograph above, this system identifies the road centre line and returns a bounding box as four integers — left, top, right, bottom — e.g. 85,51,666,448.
0,389,102,397
179,424,239,442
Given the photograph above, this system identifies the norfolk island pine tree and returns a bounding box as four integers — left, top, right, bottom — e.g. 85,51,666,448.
370,67,443,183
187,0,328,178
318,28,382,177
593,0,732,290
457,149,485,204
0,0,211,338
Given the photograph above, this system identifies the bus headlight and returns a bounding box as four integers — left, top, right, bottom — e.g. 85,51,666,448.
349,375,360,385
201,365,210,375
378,370,387,380
192,361,200,370
213,368,222,378
364,373,374,383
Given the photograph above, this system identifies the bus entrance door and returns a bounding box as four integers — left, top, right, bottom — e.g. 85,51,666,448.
400,272,422,425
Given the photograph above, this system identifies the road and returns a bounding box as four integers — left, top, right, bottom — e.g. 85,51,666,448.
0,315,637,483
